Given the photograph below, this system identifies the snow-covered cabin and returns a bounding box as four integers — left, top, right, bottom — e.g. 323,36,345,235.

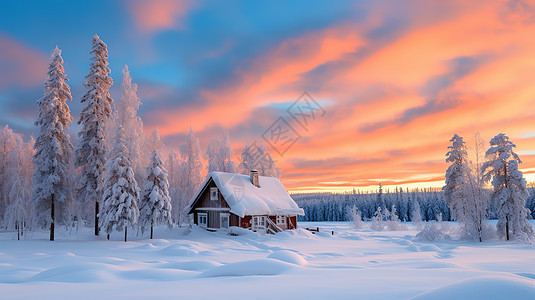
186,171,304,234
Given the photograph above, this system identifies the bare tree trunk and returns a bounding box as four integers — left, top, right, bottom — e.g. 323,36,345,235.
95,201,99,236
150,219,154,239
50,195,55,241
125,226,127,242
17,221,20,241
506,215,510,241
107,233,110,240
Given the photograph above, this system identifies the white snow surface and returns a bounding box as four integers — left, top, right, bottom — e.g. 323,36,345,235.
2,221,535,299
191,171,304,217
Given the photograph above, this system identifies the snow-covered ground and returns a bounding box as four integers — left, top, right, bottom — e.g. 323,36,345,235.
1,222,535,299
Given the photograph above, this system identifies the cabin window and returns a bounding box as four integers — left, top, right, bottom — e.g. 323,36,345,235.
210,187,218,201
198,213,207,228
276,216,286,225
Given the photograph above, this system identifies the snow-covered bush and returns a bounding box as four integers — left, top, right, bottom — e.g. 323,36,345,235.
416,222,451,241
370,207,384,231
387,205,407,231
346,205,363,229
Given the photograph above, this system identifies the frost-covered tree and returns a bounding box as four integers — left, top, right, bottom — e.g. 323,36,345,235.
0,125,20,224
411,198,423,230
443,134,469,220
5,137,34,240
482,133,534,241
107,65,145,181
75,34,114,236
370,206,384,231
139,150,173,238
178,127,203,217
32,46,74,241
167,151,183,223
238,143,281,178
100,127,140,242
346,205,363,229
388,205,405,231
205,130,236,173
443,134,489,241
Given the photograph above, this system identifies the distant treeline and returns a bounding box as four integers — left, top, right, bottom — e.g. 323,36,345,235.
293,188,535,222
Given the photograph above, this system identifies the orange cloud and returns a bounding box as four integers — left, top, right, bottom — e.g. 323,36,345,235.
127,0,196,33
150,1,535,192
0,34,48,88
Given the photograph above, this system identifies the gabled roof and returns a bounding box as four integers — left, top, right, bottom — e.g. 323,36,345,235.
187,172,304,218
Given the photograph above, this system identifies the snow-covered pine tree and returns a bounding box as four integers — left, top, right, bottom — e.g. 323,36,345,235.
482,133,534,242
139,150,173,239
100,127,140,242
443,134,469,221
205,130,236,173
75,34,114,236
32,46,74,241
178,127,203,218
107,65,145,182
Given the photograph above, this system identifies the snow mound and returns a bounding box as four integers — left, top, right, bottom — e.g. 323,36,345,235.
199,258,296,278
416,223,451,241
276,228,316,239
117,268,194,281
30,263,116,283
160,244,199,256
268,250,308,266
159,260,222,271
134,243,158,250
411,276,535,300
228,226,257,236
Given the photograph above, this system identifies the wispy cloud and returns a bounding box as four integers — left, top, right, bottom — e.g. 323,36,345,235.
126,0,197,34
0,34,47,88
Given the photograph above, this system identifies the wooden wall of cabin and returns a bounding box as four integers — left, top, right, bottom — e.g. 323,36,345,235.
241,216,251,228
230,214,240,227
196,180,230,209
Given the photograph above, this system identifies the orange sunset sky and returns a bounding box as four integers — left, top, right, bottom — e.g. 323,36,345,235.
1,0,535,193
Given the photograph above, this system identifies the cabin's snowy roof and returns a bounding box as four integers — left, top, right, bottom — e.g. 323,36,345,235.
187,172,304,218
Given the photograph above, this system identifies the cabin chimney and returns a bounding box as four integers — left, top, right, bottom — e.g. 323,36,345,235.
250,170,259,187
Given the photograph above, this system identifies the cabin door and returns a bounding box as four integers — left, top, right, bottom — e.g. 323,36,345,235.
220,213,230,229
252,216,266,234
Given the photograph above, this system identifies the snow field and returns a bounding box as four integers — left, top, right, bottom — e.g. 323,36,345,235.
1,222,535,299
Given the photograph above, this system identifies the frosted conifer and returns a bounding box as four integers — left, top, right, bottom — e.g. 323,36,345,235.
32,46,74,241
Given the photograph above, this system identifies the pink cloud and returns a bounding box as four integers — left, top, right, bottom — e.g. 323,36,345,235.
127,0,196,33
0,34,48,88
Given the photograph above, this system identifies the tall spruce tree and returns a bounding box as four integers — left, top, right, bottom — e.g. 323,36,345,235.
139,151,173,239
100,127,140,242
32,46,74,241
482,133,534,241
75,34,114,236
